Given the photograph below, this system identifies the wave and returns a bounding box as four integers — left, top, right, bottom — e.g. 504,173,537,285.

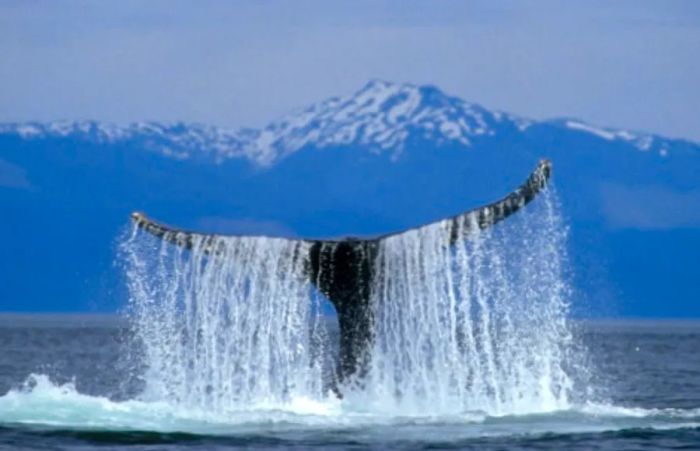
1,374,698,441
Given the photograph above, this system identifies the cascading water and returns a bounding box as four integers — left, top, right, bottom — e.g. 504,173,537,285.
122,235,328,411
122,190,588,416
358,192,580,415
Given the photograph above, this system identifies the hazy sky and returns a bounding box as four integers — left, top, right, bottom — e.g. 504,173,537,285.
1,1,699,141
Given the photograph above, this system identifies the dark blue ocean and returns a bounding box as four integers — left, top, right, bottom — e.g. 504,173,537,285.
0,315,698,450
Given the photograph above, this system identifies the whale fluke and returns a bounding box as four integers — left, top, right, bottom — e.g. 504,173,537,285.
130,159,552,387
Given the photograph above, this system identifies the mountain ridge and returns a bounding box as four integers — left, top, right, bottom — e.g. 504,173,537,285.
1,80,694,167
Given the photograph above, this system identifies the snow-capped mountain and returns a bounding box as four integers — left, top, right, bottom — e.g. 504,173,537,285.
250,80,531,162
1,80,699,316
0,80,685,165
0,121,251,162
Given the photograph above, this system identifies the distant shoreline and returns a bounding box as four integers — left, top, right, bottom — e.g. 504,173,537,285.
0,313,127,328
1,313,699,330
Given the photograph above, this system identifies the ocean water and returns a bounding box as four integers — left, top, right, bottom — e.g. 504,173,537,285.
2,193,699,449
0,316,699,450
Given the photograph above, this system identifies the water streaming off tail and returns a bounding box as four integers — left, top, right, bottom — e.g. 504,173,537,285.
122,235,328,410
359,192,582,415
122,190,588,415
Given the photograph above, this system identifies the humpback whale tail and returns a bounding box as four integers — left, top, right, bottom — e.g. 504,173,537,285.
130,159,552,388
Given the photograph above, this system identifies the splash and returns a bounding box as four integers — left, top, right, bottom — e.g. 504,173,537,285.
1,373,699,438
358,192,579,415
122,190,587,415
122,234,328,410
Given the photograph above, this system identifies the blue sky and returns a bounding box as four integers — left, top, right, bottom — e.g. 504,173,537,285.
1,1,699,141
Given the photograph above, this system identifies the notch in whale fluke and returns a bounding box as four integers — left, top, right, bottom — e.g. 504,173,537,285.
129,158,553,387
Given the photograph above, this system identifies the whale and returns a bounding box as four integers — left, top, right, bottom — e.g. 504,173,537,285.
130,159,552,387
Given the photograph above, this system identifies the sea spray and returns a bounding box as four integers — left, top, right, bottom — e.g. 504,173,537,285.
122,190,588,415
122,234,328,411
357,191,580,415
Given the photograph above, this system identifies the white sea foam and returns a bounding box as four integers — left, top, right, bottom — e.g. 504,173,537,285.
0,374,698,439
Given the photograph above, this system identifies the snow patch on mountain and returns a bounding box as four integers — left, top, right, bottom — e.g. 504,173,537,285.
558,119,669,155
0,121,252,162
